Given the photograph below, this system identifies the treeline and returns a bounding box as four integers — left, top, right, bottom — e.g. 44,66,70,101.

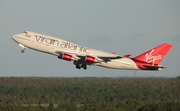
0,101,180,111
0,77,180,111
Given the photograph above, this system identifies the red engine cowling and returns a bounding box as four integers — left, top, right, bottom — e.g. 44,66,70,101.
58,54,73,61
85,56,96,63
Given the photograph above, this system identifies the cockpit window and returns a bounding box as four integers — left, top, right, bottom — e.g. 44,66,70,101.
23,31,31,37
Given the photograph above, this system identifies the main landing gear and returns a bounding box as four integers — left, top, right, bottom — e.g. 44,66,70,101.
75,64,87,70
76,65,81,69
74,61,87,70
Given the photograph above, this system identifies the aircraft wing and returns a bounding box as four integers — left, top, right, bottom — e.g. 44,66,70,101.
55,50,122,63
96,56,122,62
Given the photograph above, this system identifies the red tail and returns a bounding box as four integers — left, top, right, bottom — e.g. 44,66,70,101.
134,43,172,65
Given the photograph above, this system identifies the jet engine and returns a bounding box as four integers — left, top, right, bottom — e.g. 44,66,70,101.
85,56,101,63
58,53,73,61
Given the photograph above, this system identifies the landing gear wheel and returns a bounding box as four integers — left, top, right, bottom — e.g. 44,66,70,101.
21,50,25,53
81,64,87,70
76,65,81,69
84,66,87,70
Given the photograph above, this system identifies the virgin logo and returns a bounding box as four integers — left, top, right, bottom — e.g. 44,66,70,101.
145,49,162,63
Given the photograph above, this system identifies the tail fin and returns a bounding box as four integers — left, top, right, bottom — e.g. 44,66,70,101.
134,43,172,65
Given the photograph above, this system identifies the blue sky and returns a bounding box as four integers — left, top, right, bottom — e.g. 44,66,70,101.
0,1,180,77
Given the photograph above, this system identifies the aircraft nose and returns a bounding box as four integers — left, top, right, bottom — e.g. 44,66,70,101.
12,35,18,42
12,35,16,40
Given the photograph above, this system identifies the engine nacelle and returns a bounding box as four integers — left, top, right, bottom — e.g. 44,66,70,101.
58,54,73,61
85,56,97,63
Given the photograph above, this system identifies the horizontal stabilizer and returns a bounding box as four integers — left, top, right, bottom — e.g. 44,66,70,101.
141,64,165,70
112,52,117,55
123,54,131,58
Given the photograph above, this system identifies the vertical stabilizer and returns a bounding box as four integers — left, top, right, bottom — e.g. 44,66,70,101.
134,43,172,65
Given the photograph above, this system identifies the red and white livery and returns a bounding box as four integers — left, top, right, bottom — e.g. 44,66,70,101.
12,31,172,70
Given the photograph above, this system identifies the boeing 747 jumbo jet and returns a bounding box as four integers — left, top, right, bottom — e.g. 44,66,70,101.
12,31,172,70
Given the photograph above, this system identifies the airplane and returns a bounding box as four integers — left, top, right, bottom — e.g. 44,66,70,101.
12,31,172,71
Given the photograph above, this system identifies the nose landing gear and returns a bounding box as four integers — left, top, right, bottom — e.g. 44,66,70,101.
18,44,26,53
21,50,25,53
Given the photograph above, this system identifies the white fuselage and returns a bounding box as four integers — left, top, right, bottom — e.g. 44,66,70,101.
95,58,138,70
12,31,140,70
